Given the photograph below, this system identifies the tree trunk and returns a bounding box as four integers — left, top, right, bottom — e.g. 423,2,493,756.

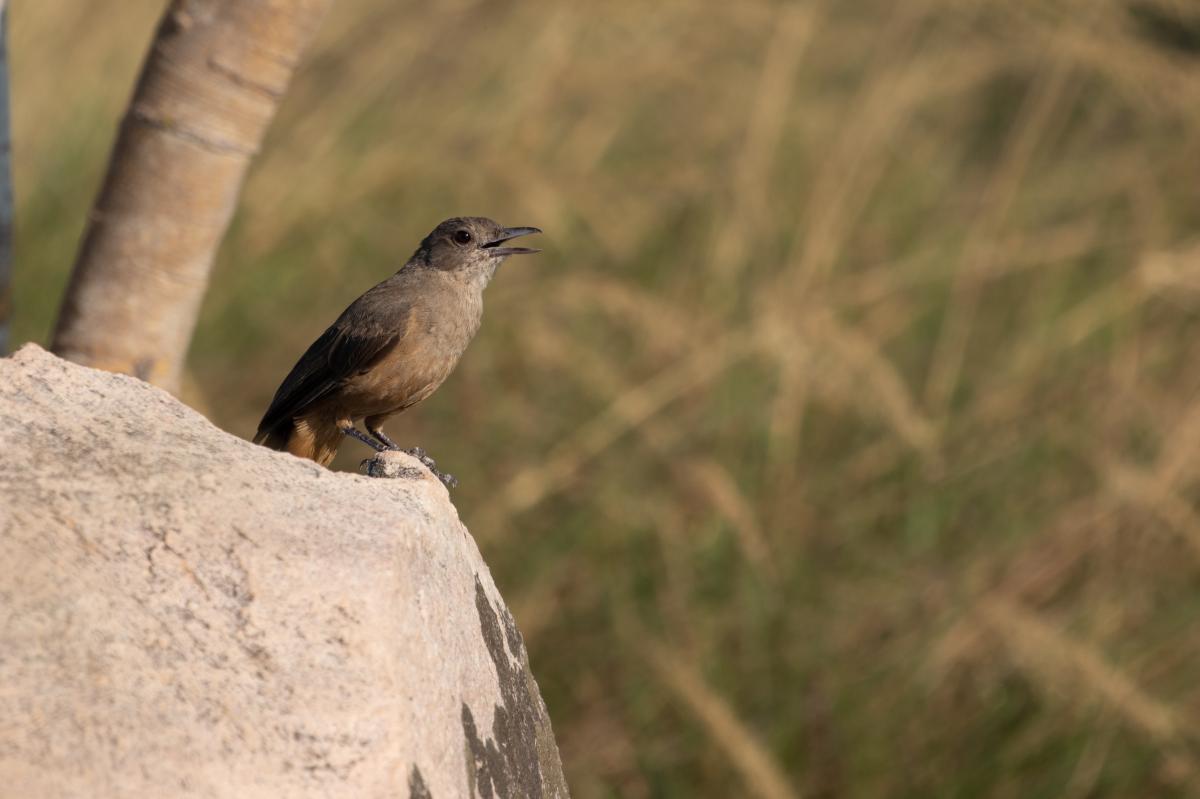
0,1,13,356
51,0,334,392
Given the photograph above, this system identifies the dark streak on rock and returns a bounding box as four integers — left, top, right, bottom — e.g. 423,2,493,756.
462,703,508,799
462,576,569,799
409,764,433,799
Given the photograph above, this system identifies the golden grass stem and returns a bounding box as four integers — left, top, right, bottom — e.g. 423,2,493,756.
497,331,757,518
978,597,1190,749
631,621,803,799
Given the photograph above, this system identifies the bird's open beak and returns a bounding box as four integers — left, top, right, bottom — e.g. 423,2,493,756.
482,226,542,256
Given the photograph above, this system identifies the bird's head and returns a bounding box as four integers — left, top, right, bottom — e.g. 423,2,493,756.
416,217,541,285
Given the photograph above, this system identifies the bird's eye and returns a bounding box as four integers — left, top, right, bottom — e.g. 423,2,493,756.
453,229,472,245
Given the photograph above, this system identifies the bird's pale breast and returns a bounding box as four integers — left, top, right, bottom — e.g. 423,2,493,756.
333,278,483,421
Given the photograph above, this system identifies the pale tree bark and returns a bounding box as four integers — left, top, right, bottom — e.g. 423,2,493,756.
52,0,334,391
0,1,13,356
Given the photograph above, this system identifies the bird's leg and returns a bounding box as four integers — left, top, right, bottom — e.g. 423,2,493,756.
368,426,403,451
340,423,387,451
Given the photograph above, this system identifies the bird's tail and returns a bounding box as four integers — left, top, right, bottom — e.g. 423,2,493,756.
254,420,293,452
255,417,340,466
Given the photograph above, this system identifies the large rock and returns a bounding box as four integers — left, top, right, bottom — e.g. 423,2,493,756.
0,344,568,798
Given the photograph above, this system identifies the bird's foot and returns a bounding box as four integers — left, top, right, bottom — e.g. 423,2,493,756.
401,447,457,489
361,446,458,488
400,446,432,467
360,452,424,480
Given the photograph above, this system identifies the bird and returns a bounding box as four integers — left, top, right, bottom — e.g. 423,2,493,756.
254,217,541,486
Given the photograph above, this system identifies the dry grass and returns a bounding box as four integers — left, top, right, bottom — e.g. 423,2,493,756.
630,617,802,799
11,0,1200,795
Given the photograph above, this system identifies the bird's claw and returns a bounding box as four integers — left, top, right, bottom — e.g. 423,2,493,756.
402,447,458,489
402,446,436,469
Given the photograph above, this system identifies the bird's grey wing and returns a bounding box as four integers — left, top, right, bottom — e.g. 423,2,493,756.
255,322,400,439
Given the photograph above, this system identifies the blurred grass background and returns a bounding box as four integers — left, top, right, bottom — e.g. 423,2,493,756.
10,0,1200,795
